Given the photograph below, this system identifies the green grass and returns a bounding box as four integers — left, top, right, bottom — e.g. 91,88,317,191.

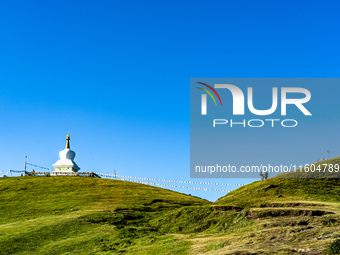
0,176,208,224
277,156,340,179
215,157,340,208
148,206,252,234
208,157,340,254
215,178,340,208
0,176,208,255
328,239,340,254
1,158,340,254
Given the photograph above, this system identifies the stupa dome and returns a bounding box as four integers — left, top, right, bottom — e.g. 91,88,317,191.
59,149,76,160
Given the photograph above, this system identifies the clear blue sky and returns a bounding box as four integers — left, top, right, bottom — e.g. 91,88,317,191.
0,0,339,201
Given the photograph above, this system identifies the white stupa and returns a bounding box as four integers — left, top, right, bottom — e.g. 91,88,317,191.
52,134,80,175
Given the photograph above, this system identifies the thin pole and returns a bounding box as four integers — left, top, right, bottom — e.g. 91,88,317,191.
25,156,27,171
114,169,116,179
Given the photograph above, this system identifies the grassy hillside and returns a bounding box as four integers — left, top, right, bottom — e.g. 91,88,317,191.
0,176,207,224
277,156,340,179
216,157,340,208
1,160,340,255
208,158,340,254
215,177,340,208
0,176,208,255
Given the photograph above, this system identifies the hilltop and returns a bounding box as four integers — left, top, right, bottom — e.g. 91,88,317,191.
208,157,340,254
216,158,340,208
0,176,207,224
0,176,208,255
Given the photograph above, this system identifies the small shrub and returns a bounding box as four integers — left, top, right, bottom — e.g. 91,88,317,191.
329,239,340,254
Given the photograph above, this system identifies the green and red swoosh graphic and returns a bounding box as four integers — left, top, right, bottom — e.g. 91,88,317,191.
197,82,222,106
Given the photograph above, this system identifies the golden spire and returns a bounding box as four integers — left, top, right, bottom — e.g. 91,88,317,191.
65,134,70,149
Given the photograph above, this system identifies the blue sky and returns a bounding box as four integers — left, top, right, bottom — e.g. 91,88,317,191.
0,0,339,201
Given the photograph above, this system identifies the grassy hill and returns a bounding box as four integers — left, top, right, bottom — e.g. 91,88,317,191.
0,176,208,255
0,176,207,224
276,156,340,179
209,157,340,254
1,159,340,255
215,157,340,208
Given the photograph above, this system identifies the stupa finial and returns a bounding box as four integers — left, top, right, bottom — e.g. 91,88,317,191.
65,134,70,149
